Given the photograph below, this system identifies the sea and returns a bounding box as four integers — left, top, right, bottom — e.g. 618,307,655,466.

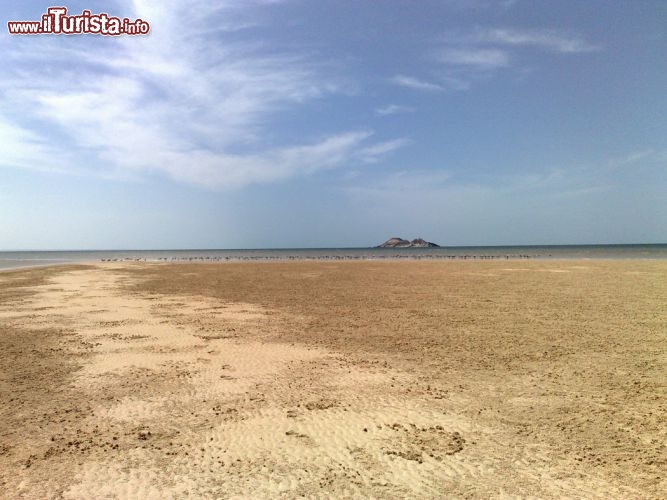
1,244,666,271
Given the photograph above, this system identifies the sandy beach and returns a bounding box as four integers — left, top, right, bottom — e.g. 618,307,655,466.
0,260,665,498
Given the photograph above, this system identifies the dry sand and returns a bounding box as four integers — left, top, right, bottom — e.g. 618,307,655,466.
0,260,665,498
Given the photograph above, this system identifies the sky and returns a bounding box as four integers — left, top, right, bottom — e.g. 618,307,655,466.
1,0,666,250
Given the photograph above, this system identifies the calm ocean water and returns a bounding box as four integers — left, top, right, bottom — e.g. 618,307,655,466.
1,245,666,270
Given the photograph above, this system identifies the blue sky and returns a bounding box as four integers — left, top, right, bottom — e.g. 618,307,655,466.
1,0,665,249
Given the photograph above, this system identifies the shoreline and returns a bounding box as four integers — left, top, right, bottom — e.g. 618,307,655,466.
2,243,666,271
0,260,99,273
3,253,667,272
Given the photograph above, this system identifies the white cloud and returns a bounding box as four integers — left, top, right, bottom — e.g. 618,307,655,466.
390,75,446,92
426,27,599,91
359,138,411,163
389,74,470,92
152,131,375,188
437,48,510,68
0,0,401,189
470,28,601,53
376,104,414,116
0,118,76,175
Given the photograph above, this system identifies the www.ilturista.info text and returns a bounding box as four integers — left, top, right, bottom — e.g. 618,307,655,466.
7,7,150,36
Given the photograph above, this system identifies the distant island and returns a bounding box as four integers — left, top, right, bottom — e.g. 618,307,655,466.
377,237,440,248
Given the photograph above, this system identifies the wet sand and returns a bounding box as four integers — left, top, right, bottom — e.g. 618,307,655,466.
0,260,665,498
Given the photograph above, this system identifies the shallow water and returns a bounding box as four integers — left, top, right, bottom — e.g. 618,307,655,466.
1,244,666,270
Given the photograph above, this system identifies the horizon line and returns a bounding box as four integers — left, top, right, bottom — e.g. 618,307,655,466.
1,242,666,253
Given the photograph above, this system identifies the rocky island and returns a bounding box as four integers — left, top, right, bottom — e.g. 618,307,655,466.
377,237,440,248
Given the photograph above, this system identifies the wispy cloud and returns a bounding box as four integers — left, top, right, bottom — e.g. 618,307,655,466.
156,131,376,188
344,149,651,203
359,138,412,163
437,48,510,69
390,74,469,92
471,28,601,53
390,75,445,92
423,26,600,91
0,117,75,175
375,104,414,116
606,149,659,168
0,0,402,189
